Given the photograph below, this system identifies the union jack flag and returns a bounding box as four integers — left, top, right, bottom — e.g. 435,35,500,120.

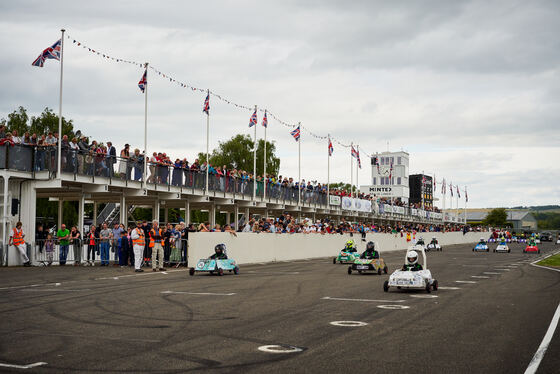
434,175,436,189
290,126,300,141
357,148,362,169
442,178,446,194
32,39,61,67
351,146,359,159
450,182,453,197
138,70,147,93
203,94,210,114
262,111,268,128
328,138,333,156
249,110,257,127
389,162,393,179
465,187,468,203
457,185,461,198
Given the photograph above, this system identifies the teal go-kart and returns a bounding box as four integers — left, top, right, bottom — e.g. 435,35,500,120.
333,250,360,264
189,258,239,276
473,239,489,252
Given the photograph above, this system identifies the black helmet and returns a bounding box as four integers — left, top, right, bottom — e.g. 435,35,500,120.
215,243,226,254
366,241,375,251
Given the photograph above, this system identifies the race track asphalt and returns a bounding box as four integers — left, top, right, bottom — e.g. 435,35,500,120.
0,241,559,374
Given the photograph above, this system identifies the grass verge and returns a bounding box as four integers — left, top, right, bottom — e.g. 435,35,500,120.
537,253,560,269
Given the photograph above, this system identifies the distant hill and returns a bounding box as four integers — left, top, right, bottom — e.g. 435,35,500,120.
510,205,560,212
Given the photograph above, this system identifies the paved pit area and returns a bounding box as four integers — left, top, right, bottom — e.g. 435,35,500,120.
0,242,559,373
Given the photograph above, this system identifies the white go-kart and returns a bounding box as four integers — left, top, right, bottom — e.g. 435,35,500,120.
384,247,438,293
409,237,426,252
426,238,442,252
494,241,510,253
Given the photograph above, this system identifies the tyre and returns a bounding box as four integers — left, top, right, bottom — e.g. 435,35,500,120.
383,280,389,292
472,248,475,252
347,266,352,275
486,248,489,252
377,268,382,275
426,283,431,293
538,250,541,254
333,258,336,264
493,249,496,253
432,280,438,291
218,268,224,276
189,268,195,276
233,266,239,275
384,266,388,274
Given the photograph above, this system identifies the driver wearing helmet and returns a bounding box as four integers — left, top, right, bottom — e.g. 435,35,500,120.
402,251,423,271
343,240,357,253
360,241,379,259
210,243,228,259
430,237,438,245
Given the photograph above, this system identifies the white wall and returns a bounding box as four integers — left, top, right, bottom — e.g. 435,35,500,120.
188,232,482,266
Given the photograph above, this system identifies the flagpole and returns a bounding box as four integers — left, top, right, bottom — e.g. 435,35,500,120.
143,62,148,186
350,142,353,198
57,28,65,179
356,145,359,199
205,89,210,195
263,110,267,200
253,105,257,200
298,122,301,207
327,134,330,204
421,170,424,211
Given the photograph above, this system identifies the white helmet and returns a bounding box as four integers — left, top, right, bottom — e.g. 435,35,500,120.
406,251,418,265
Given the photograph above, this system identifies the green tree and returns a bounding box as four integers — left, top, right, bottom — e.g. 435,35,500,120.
30,107,74,137
483,208,508,227
198,134,280,176
4,106,30,135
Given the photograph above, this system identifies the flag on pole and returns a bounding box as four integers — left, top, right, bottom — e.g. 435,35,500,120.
328,138,333,156
351,146,358,159
389,162,393,179
442,178,446,194
138,70,147,93
357,149,362,169
457,185,461,198
465,187,468,202
261,111,268,127
434,175,436,190
290,126,300,141
203,93,210,114
450,182,453,197
32,39,61,67
249,109,257,127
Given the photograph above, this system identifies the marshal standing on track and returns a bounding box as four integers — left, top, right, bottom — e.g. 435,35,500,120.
130,221,145,272
9,221,31,266
149,220,166,272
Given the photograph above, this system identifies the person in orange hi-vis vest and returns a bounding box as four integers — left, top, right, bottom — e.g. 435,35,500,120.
149,220,166,271
130,221,146,272
9,221,30,266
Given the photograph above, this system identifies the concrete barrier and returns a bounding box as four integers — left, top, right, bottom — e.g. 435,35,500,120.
188,232,482,266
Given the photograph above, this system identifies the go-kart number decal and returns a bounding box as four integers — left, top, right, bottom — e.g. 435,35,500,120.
197,262,204,268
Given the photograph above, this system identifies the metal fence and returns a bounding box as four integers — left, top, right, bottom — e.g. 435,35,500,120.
33,238,188,267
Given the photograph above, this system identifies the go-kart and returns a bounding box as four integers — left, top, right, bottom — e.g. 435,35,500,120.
535,238,541,244
348,257,388,275
333,249,360,264
189,258,239,276
384,247,437,293
473,240,489,252
556,238,560,245
409,238,426,252
494,241,510,253
426,239,442,252
523,243,540,254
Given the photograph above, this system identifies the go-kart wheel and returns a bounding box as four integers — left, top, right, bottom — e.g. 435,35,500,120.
333,258,336,264
383,280,389,292
508,249,510,253
377,268,382,275
538,250,541,254
486,248,489,252
189,268,195,276
347,266,352,275
384,266,388,274
472,248,475,252
493,249,496,253
233,266,239,275
432,280,438,291
425,283,431,293
218,268,224,276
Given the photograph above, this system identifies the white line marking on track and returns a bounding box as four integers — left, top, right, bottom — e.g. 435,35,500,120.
410,294,438,299
0,362,47,369
377,305,410,310
20,288,90,292
524,302,560,374
494,268,511,271
529,250,560,273
455,280,477,284
258,345,303,354
321,297,405,303
161,291,236,296
471,276,490,279
438,286,461,290
483,272,500,275
0,284,42,291
96,269,187,280
330,321,368,327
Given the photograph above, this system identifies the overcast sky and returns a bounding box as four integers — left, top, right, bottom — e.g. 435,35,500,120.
1,0,559,208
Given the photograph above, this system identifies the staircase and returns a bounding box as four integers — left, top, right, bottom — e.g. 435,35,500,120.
96,203,136,227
